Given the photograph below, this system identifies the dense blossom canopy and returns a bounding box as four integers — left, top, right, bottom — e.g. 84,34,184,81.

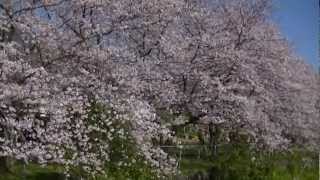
0,0,319,175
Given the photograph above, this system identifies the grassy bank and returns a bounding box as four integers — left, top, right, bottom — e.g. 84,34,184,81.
0,145,318,180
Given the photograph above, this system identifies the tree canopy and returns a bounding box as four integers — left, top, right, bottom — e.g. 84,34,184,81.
0,0,319,176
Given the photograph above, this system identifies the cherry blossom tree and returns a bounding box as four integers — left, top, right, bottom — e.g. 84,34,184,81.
0,0,319,177
0,0,178,175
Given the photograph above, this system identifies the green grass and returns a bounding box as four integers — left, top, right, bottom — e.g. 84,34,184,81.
0,145,318,180
176,144,318,180
0,161,65,180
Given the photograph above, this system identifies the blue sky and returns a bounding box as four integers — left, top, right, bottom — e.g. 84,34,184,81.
272,0,318,70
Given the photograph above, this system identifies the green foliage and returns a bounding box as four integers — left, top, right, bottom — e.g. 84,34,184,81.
0,144,318,180
0,162,65,180
178,143,318,180
102,119,157,180
168,123,318,180
88,102,158,179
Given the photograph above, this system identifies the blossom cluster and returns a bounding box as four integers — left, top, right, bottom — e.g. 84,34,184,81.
0,0,319,176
